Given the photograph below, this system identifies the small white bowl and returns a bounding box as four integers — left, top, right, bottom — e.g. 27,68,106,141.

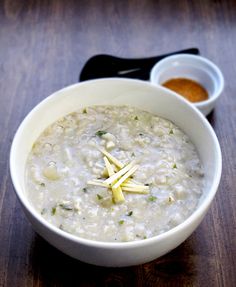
10,79,222,267
150,54,224,116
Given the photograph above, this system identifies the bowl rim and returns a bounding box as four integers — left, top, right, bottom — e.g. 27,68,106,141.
9,78,222,249
149,54,224,108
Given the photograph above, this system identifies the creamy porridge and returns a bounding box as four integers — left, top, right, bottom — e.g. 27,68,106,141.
25,106,204,242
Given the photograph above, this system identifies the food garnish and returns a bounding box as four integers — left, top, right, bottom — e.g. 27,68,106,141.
104,161,136,185
87,149,150,203
87,180,108,187
112,165,139,189
99,148,124,169
82,187,87,193
41,208,47,215
148,195,157,202
103,156,124,203
95,130,107,137
97,194,103,200
51,206,57,215
59,203,74,211
168,195,175,203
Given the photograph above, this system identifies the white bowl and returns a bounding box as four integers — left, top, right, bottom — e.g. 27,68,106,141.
10,79,222,267
150,54,224,116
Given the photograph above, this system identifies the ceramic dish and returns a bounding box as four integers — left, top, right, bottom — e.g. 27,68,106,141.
10,79,222,267
150,54,224,116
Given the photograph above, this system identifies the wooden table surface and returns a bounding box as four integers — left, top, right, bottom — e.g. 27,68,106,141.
0,0,235,286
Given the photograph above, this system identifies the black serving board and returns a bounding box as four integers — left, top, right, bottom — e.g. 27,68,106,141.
79,48,199,82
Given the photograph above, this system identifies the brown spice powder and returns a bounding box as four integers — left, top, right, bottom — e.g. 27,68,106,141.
162,78,208,103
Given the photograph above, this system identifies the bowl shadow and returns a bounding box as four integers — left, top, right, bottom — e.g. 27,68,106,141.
29,233,199,287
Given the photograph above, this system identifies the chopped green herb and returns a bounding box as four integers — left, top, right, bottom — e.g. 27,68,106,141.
172,163,177,169
134,116,139,120
59,203,74,211
95,130,107,137
136,234,147,239
51,206,57,215
169,129,174,135
127,211,133,216
119,220,124,225
41,208,47,215
148,195,157,202
59,204,74,211
131,152,135,157
139,133,143,136
82,108,87,114
97,194,103,200
40,182,45,187
145,183,150,186
82,187,87,193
